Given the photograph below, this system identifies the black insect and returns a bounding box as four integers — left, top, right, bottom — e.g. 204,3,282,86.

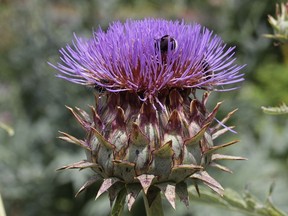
94,85,105,93
201,60,214,81
94,79,109,93
155,35,177,54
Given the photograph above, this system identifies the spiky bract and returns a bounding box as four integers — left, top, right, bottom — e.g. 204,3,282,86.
58,90,245,210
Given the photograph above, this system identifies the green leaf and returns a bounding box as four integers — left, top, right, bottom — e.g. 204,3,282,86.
261,103,288,115
188,185,288,216
223,188,247,209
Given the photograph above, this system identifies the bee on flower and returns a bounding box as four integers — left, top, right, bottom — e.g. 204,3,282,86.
50,18,245,212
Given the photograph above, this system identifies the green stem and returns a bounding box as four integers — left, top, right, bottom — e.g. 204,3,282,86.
281,43,288,65
143,190,164,216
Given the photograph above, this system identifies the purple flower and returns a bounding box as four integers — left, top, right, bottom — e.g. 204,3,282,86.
50,19,244,99
52,19,246,212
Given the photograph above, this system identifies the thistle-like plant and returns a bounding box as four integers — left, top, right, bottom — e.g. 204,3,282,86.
262,2,288,115
50,19,246,215
264,2,288,43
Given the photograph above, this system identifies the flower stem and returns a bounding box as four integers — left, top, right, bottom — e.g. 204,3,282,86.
143,190,164,216
281,43,288,65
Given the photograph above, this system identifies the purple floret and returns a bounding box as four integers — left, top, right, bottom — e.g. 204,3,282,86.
50,18,245,97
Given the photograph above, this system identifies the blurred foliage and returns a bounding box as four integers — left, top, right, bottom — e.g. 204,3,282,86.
249,62,288,105
1,0,288,216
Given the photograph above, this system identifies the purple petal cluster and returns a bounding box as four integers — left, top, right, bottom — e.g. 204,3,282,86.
51,19,245,97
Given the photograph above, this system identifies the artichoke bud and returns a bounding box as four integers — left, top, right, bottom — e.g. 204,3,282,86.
58,89,244,209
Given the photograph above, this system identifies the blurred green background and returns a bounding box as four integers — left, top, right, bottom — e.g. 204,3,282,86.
1,0,288,215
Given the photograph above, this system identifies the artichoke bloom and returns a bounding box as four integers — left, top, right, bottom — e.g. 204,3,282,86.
51,19,245,211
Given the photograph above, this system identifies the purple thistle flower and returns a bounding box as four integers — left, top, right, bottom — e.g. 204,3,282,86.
52,19,246,212
50,19,244,99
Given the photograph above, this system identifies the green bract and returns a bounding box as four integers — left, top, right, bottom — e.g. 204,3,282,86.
58,90,244,210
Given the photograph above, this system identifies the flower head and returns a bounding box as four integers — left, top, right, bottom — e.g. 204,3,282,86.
51,19,244,100
265,2,288,43
51,19,245,211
